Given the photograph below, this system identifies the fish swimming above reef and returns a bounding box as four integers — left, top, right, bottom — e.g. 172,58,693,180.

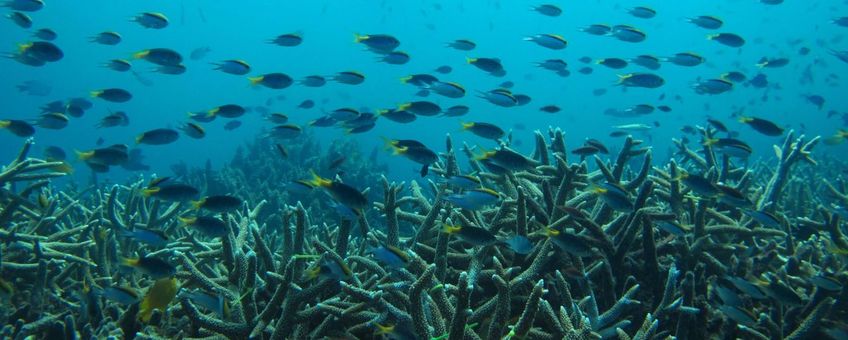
0,1,845,339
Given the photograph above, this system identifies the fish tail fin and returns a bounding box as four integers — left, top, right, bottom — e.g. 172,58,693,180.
465,56,475,64
89,90,102,98
471,146,491,161
0,120,9,128
353,33,365,43
304,266,321,280
442,224,462,234
381,136,396,151
702,138,718,146
399,75,412,83
17,42,32,53
75,150,93,161
545,227,560,237
120,257,138,267
177,216,195,225
375,324,395,335
132,50,149,60
141,187,160,197
190,198,205,210
247,76,263,86
308,170,330,188
460,121,474,130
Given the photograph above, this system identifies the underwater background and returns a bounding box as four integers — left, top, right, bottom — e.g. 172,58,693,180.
1,0,848,339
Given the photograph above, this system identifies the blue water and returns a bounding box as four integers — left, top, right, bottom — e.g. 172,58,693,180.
2,0,846,183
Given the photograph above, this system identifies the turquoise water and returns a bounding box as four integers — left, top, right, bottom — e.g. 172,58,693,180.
2,1,848,339
3,1,845,181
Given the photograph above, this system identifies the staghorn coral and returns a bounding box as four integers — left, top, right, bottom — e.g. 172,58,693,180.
0,126,846,340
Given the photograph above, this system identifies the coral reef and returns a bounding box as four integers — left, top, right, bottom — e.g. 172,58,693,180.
0,128,846,340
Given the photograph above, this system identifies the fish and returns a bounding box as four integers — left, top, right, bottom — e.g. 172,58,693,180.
524,34,568,50
708,33,745,47
589,182,633,212
398,101,441,116
379,51,410,65
1,119,35,137
143,183,200,202
182,289,229,318
444,174,481,189
179,123,206,139
133,12,169,29
738,116,784,136
581,24,612,36
102,59,131,72
332,71,365,85
8,11,31,28
475,148,538,171
467,57,505,76
134,48,183,66
688,15,723,29
611,25,646,42
191,195,243,213
531,4,562,17
268,124,302,139
76,144,129,166
540,105,561,113
354,33,400,53
308,172,367,211
676,172,720,197
444,188,500,210
268,32,303,47
90,31,121,45
443,224,499,246
119,227,169,246
703,138,752,158
461,122,505,140
139,277,178,322
596,58,628,69
249,73,293,89
693,79,733,95
3,0,44,12
34,112,68,130
546,228,596,257
90,88,132,102
304,257,352,281
136,128,180,145
664,52,704,67
617,73,664,88
369,245,410,268
503,235,533,254
223,120,241,131
299,75,326,87
190,46,211,60
92,286,140,305
179,216,227,237
628,6,656,18
744,210,781,228
121,256,176,279
212,60,250,75
446,39,475,50
378,109,417,123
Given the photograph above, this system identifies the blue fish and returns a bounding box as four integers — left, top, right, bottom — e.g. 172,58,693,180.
444,188,500,210
183,289,228,318
503,235,533,254
369,245,410,269
119,227,168,246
